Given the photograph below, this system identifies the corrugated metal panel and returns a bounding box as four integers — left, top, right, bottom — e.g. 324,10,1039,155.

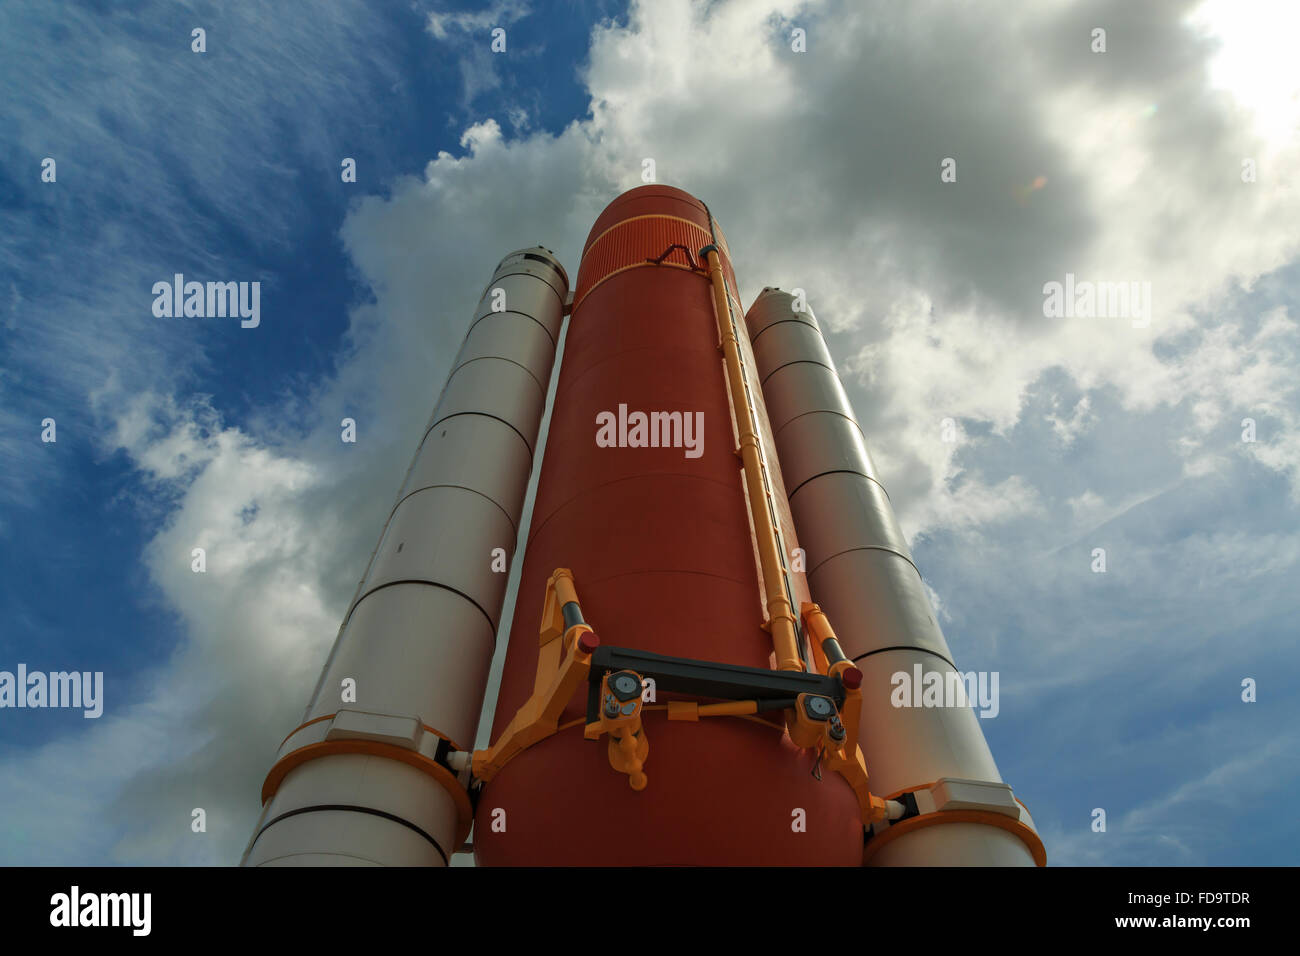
573,214,738,311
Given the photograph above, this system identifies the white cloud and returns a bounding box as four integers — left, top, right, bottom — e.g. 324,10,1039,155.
426,0,529,41
425,0,532,107
1046,395,1095,447
1187,0,1300,143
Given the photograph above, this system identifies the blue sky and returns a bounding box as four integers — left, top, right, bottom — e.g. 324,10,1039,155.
1,0,1298,866
1,0,600,743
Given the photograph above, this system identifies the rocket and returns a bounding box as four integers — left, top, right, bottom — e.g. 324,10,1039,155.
240,246,565,865
242,185,1044,867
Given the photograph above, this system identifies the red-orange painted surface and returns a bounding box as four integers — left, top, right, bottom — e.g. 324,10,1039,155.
475,185,860,865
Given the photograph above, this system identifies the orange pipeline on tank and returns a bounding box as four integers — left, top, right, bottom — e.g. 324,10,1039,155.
473,186,863,866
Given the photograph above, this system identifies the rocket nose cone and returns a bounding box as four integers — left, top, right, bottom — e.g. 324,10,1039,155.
583,184,712,254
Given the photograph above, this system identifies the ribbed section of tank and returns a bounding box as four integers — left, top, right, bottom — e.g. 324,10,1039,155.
242,247,567,867
475,187,862,866
744,288,1036,866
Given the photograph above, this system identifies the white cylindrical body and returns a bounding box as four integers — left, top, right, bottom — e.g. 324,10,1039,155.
745,288,1037,866
243,248,568,866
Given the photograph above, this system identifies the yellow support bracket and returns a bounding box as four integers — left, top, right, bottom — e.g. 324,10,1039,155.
587,670,649,790
472,569,598,782
800,602,889,824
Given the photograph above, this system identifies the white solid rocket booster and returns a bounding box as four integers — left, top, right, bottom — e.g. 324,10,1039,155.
745,288,1041,866
242,248,568,866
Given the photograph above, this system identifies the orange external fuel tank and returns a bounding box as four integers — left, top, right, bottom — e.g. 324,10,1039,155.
473,185,864,865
